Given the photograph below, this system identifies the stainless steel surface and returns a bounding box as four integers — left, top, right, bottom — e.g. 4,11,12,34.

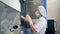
0,2,21,34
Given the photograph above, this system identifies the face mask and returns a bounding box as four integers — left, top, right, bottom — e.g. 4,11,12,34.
35,12,39,17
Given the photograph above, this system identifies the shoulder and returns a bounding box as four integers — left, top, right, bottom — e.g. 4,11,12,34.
39,17,47,23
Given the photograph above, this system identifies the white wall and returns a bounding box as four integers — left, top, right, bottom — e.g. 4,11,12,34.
0,0,21,12
47,0,60,32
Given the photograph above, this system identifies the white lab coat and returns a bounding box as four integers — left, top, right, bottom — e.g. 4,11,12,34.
32,17,47,34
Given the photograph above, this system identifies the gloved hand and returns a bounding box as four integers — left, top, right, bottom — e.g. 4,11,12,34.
21,14,32,24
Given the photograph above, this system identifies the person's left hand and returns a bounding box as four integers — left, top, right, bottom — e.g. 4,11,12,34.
21,14,32,23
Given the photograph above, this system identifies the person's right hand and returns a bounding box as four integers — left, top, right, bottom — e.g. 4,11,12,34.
21,14,32,23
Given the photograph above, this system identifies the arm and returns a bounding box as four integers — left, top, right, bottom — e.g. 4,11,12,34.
21,15,47,32
29,21,37,32
29,19,47,32
21,15,37,32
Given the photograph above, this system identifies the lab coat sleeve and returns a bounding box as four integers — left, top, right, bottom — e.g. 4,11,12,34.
34,20,47,32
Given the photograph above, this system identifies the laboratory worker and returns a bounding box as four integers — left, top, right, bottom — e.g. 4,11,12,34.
21,6,47,34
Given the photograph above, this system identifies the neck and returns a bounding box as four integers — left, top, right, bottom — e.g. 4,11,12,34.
38,15,42,19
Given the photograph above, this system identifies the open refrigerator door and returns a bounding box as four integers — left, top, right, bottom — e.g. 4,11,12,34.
0,1,21,34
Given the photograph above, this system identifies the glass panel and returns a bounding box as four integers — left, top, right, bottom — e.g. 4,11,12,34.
26,0,44,19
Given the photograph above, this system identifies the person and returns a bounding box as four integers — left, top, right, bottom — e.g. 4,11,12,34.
21,6,47,34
